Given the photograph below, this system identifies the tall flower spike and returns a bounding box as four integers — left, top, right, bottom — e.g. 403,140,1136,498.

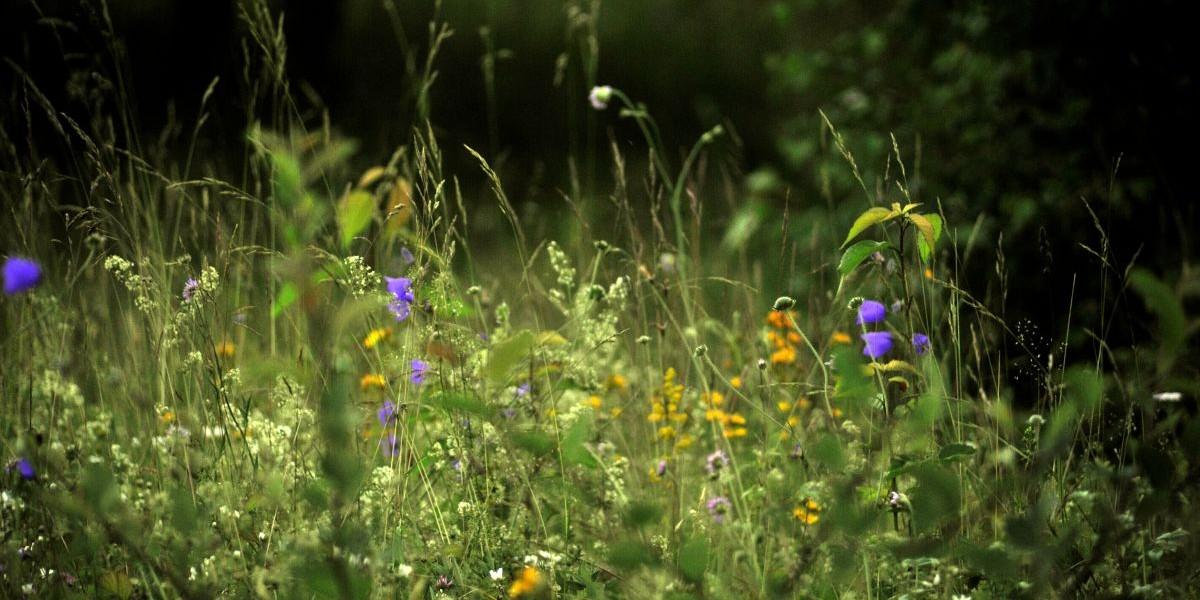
856,299,887,325
3,257,42,295
861,331,894,359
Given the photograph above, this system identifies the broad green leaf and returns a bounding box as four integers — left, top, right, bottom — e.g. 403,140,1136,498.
838,240,891,276
338,189,376,249
916,213,943,262
271,152,303,207
624,501,664,528
907,213,936,255
910,463,961,533
431,391,491,417
562,415,598,467
271,282,299,317
842,206,894,247
511,430,555,456
486,330,535,384
678,537,709,583
1129,269,1185,373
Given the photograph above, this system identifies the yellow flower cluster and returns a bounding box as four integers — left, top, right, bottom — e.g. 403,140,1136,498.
508,566,543,598
648,368,692,447
704,391,748,439
793,498,821,525
215,340,236,358
766,311,802,365
363,326,393,349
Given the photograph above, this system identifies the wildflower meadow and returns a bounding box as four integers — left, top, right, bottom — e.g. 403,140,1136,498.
2,1,1199,598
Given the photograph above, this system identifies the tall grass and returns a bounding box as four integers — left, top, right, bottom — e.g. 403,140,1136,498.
2,2,1198,599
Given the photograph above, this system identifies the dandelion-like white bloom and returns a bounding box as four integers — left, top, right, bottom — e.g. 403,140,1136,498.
489,567,505,581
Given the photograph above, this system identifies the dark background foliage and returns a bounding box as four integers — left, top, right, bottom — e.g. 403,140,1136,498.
3,0,1197,356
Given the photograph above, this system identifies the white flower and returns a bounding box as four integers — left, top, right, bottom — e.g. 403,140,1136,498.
397,564,414,578
588,85,613,110
489,567,504,581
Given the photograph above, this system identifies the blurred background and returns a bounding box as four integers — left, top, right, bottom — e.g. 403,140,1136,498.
2,0,1198,345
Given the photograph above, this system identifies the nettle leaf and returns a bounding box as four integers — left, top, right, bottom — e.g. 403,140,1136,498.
915,213,943,262
838,240,891,276
842,206,895,247
1129,269,1185,373
338,189,376,249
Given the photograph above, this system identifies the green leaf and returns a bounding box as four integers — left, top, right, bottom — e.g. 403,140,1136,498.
431,391,491,417
271,282,299,318
838,240,891,276
511,430,555,457
678,537,709,583
938,442,977,462
100,570,134,600
907,213,936,256
916,213,943,262
623,501,664,528
721,201,766,254
842,206,894,247
1129,269,1185,373
909,464,960,533
338,190,376,249
486,330,535,384
562,415,599,467
271,152,303,207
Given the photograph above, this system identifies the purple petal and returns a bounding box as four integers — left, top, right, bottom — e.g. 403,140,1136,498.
911,333,931,356
3,258,42,295
856,300,886,325
861,331,894,359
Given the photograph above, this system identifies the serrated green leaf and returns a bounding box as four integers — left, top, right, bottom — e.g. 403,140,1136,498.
842,206,894,247
838,240,891,276
338,190,376,248
486,330,535,384
916,213,943,262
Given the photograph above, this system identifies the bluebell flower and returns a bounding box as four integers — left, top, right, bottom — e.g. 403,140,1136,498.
856,299,886,325
861,331,893,359
380,434,398,457
385,276,414,321
912,333,931,356
377,401,396,426
3,257,42,295
400,246,415,265
410,358,429,385
9,458,34,480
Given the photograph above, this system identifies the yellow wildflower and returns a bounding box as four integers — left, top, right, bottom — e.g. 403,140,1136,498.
587,395,603,409
771,345,796,365
787,415,801,427
793,499,821,525
610,407,623,418
674,434,694,449
363,327,393,349
924,268,934,279
657,426,676,440
831,331,852,345
360,373,387,391
215,341,235,358
777,401,792,413
159,411,175,424
508,566,544,599
606,374,628,390
730,376,743,389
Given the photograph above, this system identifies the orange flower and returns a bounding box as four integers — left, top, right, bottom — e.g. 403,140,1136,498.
360,373,387,391
793,499,821,525
215,341,235,358
508,566,544,598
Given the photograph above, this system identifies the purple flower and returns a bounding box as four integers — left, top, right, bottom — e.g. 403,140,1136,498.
434,575,454,590
10,458,34,480
856,299,886,325
656,459,668,477
182,278,199,302
705,449,729,477
588,85,613,110
912,333,931,356
3,257,42,295
706,496,732,523
516,382,530,397
410,359,429,385
400,246,415,265
501,407,517,419
381,434,398,457
377,401,397,426
861,331,894,359
385,276,415,321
